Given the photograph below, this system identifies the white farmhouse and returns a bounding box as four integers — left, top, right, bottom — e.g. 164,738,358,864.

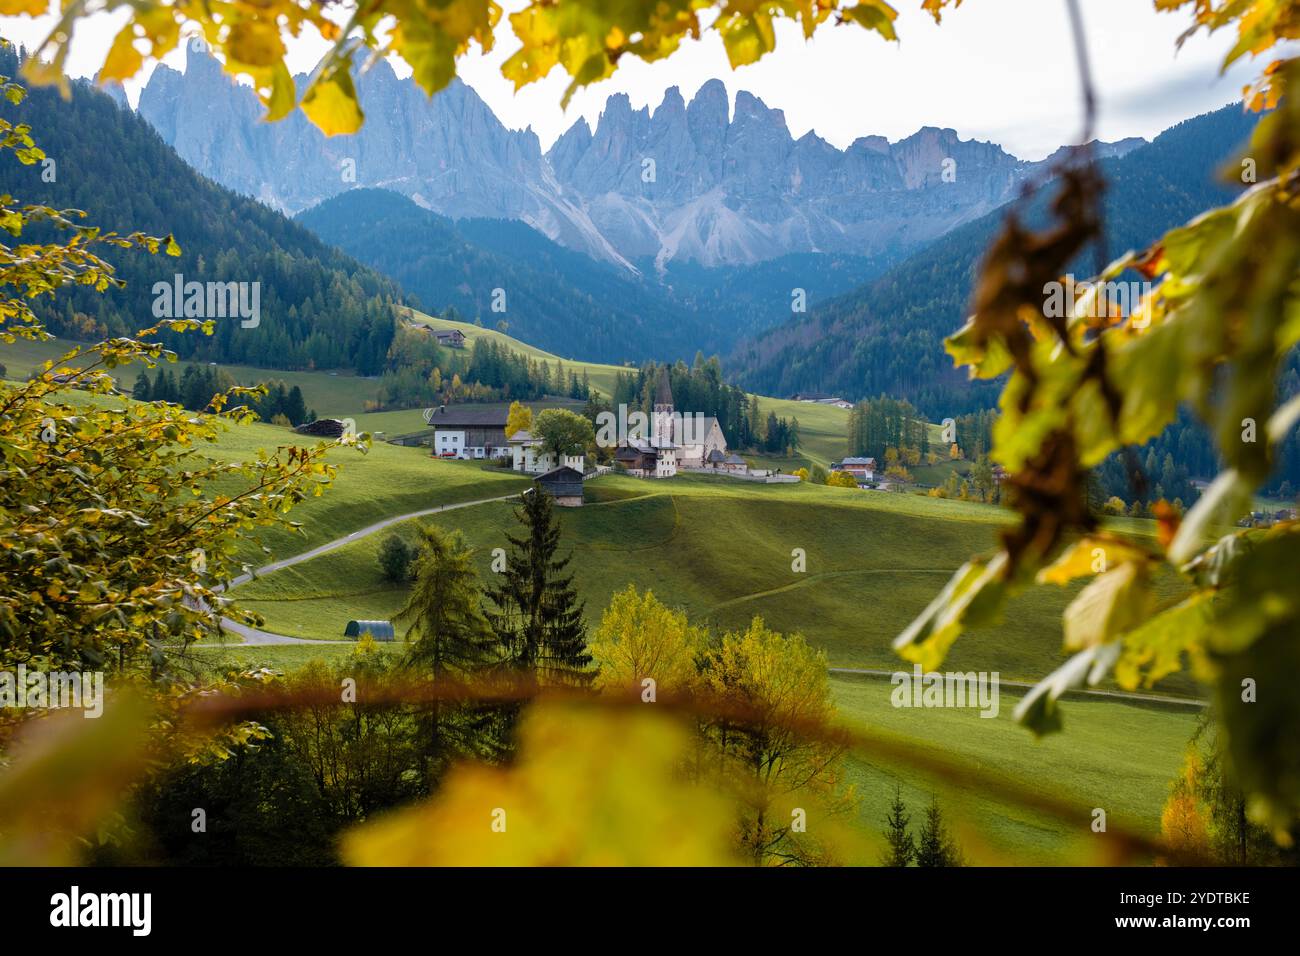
508,429,584,475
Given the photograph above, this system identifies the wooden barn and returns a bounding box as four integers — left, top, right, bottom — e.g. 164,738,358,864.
344,620,396,642
534,466,585,507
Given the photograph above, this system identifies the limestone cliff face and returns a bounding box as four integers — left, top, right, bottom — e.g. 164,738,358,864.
137,54,1142,269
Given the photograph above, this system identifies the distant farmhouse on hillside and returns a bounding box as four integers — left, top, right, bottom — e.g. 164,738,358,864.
789,392,853,409
432,328,466,348
534,466,585,507
832,457,876,484
509,429,584,475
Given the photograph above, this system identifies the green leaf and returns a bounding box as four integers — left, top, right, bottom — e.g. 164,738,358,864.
1014,642,1121,736
843,1,900,42
893,553,1008,671
1062,561,1152,651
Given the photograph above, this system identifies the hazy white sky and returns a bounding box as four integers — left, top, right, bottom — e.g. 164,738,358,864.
0,0,1263,159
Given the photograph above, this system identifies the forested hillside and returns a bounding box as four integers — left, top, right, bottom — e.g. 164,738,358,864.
298,188,717,363
0,47,405,374
296,187,886,364
733,105,1263,418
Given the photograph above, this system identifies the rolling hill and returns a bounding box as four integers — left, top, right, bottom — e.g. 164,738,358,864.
397,308,853,468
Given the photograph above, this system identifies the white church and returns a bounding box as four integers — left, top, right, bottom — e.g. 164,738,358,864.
614,370,732,478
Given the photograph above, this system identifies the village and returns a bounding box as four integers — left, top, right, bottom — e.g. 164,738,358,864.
398,369,882,506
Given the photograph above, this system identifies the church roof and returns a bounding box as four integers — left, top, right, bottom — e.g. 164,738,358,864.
674,415,720,443
654,368,673,407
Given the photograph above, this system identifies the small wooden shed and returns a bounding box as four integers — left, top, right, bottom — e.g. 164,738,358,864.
534,466,585,507
344,620,396,642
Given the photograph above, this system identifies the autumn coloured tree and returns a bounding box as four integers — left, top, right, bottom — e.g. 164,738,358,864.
700,618,857,865
395,525,499,679
589,586,705,699
505,399,532,438
0,60,350,680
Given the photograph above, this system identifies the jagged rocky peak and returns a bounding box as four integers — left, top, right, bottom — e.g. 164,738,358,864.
1038,136,1149,165
135,65,1040,268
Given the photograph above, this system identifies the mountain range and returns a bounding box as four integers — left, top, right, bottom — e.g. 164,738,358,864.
731,104,1261,416
136,51,1145,272
8,44,1254,416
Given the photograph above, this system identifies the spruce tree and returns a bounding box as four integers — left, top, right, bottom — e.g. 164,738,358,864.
131,371,151,402
484,488,592,688
883,786,916,866
152,367,169,403
915,797,963,867
285,385,308,426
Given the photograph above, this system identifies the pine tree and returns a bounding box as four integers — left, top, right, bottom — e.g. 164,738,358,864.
883,786,915,866
393,526,505,773
377,533,413,583
284,385,308,427
131,371,151,402
484,488,592,688
915,798,962,867
152,367,169,403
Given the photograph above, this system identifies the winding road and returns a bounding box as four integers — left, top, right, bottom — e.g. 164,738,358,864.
218,493,518,645
213,491,1209,709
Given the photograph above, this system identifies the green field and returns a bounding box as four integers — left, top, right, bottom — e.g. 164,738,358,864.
8,327,1203,864
405,308,851,468
174,639,1196,862
230,472,1196,694
4,317,854,469
831,673,1196,863
205,424,532,561
0,334,381,417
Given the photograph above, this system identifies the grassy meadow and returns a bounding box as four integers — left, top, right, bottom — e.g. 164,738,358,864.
4,317,854,470
229,471,1198,695
830,674,1197,863
6,329,1205,865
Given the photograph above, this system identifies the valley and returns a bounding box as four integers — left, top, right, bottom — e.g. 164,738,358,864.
1,3,1290,878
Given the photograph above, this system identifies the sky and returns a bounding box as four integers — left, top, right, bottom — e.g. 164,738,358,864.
0,0,1265,160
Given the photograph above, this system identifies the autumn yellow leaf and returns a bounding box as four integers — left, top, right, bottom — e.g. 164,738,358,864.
343,702,741,866
301,66,365,137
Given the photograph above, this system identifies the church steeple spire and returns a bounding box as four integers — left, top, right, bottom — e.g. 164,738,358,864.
654,368,673,410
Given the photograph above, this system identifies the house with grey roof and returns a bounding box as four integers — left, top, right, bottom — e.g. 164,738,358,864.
534,466,585,507
423,404,510,460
